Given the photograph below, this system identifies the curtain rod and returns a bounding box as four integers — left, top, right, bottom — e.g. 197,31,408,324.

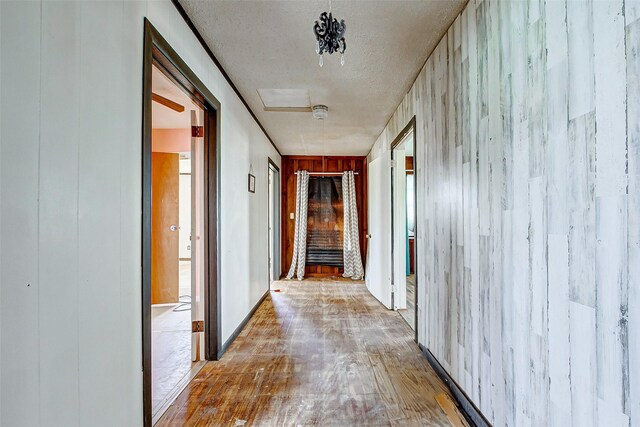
294,171,359,176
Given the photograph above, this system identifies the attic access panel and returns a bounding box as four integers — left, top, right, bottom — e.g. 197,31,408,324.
257,89,312,112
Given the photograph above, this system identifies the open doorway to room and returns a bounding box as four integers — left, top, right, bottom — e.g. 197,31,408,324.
142,20,221,427
149,64,205,422
391,119,417,335
268,159,281,287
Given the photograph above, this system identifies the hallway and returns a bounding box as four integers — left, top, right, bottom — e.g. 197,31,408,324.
157,280,464,426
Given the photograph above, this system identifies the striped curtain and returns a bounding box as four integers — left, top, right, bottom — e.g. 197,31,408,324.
342,171,364,279
286,170,309,280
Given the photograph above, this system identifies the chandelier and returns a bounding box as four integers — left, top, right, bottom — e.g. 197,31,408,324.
313,6,346,67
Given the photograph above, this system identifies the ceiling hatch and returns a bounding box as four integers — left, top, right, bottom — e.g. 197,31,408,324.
258,89,311,112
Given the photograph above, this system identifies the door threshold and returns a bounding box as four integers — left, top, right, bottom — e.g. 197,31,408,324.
152,360,206,425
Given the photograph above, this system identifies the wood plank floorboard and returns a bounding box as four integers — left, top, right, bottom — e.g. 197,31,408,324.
157,279,457,426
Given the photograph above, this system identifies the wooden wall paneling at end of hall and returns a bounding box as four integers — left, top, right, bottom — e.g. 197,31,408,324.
280,156,368,278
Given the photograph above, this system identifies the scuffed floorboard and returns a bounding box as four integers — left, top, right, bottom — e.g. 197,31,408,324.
157,279,456,426
436,393,469,427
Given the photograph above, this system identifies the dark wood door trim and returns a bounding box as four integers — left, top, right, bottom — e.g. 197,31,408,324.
267,158,280,289
390,116,416,151
142,19,222,427
268,157,280,172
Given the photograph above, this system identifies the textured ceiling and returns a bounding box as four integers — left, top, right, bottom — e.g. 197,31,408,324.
178,0,466,155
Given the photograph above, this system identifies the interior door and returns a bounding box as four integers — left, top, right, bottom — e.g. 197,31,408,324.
366,151,392,308
274,168,281,280
151,152,180,304
269,168,274,282
191,109,205,361
269,166,281,282
392,147,407,309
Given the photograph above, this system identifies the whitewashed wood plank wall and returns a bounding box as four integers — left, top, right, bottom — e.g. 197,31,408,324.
368,0,640,425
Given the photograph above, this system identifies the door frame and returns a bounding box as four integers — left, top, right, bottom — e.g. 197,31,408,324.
390,116,417,342
267,158,280,286
142,19,222,427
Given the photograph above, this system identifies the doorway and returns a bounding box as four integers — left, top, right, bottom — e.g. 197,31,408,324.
142,20,221,427
268,159,281,286
391,118,417,335
149,62,205,421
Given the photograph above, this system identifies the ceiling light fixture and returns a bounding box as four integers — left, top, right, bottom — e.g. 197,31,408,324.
312,105,329,120
313,0,346,67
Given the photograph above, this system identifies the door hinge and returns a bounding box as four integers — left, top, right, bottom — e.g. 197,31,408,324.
191,126,204,138
390,159,396,168
192,320,204,333
391,283,396,293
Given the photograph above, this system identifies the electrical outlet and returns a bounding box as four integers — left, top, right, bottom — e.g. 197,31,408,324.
290,212,295,220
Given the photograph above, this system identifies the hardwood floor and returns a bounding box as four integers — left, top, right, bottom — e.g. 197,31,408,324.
157,279,463,426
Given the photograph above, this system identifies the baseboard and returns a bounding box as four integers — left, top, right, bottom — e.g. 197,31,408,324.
419,344,492,427
218,290,269,358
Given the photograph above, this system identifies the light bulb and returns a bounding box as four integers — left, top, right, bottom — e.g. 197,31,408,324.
315,40,320,54
340,53,345,66
319,55,323,67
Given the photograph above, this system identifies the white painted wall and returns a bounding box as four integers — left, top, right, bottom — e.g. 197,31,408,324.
0,1,280,425
367,0,640,425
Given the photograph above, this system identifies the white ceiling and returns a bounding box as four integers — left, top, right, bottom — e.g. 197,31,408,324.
178,0,466,155
152,65,201,129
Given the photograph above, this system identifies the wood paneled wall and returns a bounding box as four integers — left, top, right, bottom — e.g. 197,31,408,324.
368,0,640,425
281,156,367,277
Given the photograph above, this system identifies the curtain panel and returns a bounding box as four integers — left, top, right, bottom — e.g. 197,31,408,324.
286,170,309,280
342,171,364,279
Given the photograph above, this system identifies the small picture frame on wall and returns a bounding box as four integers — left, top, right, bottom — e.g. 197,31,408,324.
248,173,256,193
